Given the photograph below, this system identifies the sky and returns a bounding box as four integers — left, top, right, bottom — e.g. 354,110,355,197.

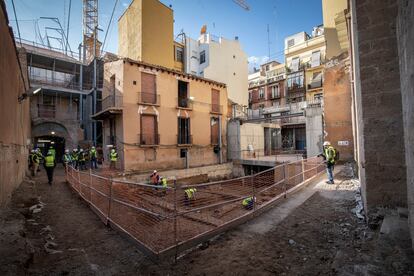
6,0,323,70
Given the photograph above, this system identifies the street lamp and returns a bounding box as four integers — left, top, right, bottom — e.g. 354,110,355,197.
51,131,55,135
18,87,41,103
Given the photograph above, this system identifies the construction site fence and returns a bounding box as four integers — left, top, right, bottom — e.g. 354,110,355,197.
65,156,326,259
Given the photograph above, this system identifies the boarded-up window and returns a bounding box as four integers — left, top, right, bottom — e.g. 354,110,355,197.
211,89,220,113
141,72,156,104
141,115,158,145
210,117,219,145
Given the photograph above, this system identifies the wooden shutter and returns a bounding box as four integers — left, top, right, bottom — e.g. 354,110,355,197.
141,72,156,104
211,89,220,113
141,115,156,144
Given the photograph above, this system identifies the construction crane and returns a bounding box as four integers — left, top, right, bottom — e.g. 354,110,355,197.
232,0,250,11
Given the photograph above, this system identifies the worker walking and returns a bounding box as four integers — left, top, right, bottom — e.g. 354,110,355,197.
79,149,87,170
89,146,98,169
184,188,197,206
48,145,56,158
320,141,337,184
35,148,44,172
62,149,72,168
109,148,118,170
72,148,78,169
242,196,255,210
30,149,40,177
44,151,56,185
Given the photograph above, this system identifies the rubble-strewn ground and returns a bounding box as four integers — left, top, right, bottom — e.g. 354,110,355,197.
1,165,413,275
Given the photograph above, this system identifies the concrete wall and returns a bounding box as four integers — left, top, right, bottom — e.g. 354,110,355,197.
353,0,407,211
323,53,354,161
0,3,31,207
305,107,323,157
227,120,241,160
118,0,174,69
396,0,414,248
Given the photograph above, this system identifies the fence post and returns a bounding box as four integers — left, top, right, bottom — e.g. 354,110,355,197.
251,173,256,211
173,179,178,263
107,177,114,225
283,164,287,198
301,157,305,182
89,168,92,204
77,168,81,194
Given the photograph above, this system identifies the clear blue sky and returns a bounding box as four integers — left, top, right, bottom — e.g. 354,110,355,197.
6,0,322,68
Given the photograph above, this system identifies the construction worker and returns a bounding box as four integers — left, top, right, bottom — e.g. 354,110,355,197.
35,148,44,172
242,197,255,210
109,148,118,170
71,148,78,169
30,149,40,177
320,141,337,184
62,149,72,168
78,149,87,170
44,150,56,185
89,146,98,169
184,188,197,206
150,170,160,186
160,177,168,195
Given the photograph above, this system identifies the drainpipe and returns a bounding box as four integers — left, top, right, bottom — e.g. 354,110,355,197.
218,115,223,164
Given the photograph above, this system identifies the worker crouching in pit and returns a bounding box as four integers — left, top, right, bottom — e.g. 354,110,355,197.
184,188,197,206
242,196,256,210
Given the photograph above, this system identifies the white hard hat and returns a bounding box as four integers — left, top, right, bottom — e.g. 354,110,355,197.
153,170,157,173
65,149,69,153
73,148,78,152
323,141,331,146
31,149,35,153
80,149,83,152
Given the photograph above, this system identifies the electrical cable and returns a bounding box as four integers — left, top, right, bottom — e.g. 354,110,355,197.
101,0,119,55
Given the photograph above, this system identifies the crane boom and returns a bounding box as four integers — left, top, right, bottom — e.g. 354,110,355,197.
232,0,250,11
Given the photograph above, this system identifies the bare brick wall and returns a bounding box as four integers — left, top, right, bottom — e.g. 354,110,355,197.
355,0,407,208
397,0,414,248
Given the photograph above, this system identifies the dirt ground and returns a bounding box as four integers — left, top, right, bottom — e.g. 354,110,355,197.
1,165,414,275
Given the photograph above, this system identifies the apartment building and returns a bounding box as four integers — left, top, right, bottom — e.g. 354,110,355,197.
284,26,326,102
92,58,228,172
185,33,248,106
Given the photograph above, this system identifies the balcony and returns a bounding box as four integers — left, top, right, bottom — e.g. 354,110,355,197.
307,79,323,90
281,116,306,126
137,92,160,106
269,93,281,100
92,95,123,120
177,97,193,110
210,104,223,114
177,135,192,145
139,133,160,146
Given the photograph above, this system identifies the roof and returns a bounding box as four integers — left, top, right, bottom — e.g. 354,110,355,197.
123,58,227,88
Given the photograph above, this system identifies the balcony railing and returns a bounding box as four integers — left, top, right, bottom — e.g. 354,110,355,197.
270,93,281,99
210,104,223,114
137,92,160,105
37,104,56,118
139,133,160,146
177,135,192,145
281,116,306,125
177,97,193,109
101,95,123,110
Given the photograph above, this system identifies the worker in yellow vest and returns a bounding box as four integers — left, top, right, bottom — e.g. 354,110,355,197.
44,151,56,185
242,196,255,210
184,188,197,206
109,148,118,170
89,146,98,169
30,149,40,177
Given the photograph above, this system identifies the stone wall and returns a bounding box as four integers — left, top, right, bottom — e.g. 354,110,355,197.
354,0,407,210
305,106,323,158
396,0,414,248
0,2,31,207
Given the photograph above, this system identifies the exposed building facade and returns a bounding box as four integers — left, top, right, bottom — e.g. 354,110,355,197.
93,59,228,172
185,33,248,106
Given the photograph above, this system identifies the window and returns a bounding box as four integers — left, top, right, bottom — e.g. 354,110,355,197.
178,80,189,108
200,50,206,64
291,57,300,72
211,89,220,113
271,85,280,98
141,72,157,104
210,117,219,145
266,65,270,71
178,117,191,144
175,46,184,62
248,92,252,101
273,101,280,107
140,114,158,145
287,39,295,47
180,148,187,158
311,51,321,67
42,95,54,105
287,72,304,89
309,71,323,89
259,88,265,99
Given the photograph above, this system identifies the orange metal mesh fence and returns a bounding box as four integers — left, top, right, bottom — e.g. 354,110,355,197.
65,157,325,257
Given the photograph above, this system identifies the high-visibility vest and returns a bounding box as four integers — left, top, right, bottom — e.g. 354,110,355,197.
79,152,86,162
31,153,40,164
90,149,97,158
49,148,56,158
45,155,55,167
242,197,253,207
324,146,336,164
63,154,71,163
72,152,78,161
161,178,168,188
185,188,197,199
110,152,118,161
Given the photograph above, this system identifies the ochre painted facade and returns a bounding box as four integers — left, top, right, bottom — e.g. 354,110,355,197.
99,59,228,172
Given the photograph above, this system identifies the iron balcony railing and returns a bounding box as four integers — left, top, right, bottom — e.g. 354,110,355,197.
101,95,123,110
177,135,192,145
177,97,193,109
210,104,223,114
137,92,160,105
139,133,160,146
